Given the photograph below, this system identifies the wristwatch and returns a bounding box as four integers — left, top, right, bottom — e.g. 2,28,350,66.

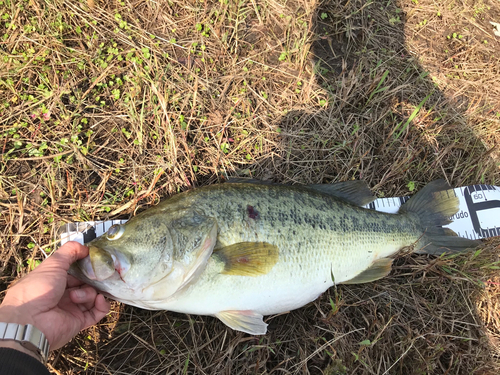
0,322,50,363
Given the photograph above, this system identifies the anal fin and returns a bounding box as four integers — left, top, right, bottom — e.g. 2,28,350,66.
343,258,393,284
214,242,279,277
216,310,267,335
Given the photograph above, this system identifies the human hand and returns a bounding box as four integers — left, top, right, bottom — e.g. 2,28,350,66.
0,241,110,351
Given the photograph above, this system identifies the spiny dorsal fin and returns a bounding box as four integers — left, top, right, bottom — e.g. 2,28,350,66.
226,178,274,185
216,310,267,335
226,178,374,207
307,181,375,206
214,242,279,277
342,258,393,284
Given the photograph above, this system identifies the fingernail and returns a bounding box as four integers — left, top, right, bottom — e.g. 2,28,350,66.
73,289,86,299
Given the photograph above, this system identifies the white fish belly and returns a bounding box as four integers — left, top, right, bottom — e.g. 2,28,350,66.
158,235,407,316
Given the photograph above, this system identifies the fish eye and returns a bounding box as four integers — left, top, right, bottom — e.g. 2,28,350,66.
107,224,124,240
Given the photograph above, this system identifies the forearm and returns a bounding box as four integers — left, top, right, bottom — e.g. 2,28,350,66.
0,340,41,361
0,347,50,375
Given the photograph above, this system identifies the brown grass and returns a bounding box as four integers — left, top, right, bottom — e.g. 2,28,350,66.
1,0,499,373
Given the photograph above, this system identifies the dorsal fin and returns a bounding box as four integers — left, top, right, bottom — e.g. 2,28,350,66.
226,178,375,207
307,181,375,206
226,178,273,185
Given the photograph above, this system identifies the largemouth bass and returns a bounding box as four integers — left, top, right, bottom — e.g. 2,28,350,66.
69,180,479,334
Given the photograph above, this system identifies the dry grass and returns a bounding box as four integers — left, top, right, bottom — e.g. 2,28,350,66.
1,0,499,373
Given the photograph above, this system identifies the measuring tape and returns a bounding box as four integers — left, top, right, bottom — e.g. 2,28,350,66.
59,184,500,246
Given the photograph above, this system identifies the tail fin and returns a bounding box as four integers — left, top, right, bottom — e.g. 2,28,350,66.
398,180,481,254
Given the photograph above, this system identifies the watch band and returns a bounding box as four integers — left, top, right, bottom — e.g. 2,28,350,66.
0,322,50,363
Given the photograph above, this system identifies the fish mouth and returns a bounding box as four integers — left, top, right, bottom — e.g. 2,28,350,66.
72,245,131,282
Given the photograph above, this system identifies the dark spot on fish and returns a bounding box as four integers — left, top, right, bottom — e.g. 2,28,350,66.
247,205,259,219
237,256,249,264
351,216,360,228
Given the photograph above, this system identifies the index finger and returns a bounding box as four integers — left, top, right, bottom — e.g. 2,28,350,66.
41,242,89,273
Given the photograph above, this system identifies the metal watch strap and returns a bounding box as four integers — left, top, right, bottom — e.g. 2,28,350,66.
0,322,50,363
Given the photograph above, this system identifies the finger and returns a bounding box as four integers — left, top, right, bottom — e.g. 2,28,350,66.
69,285,97,305
95,294,111,313
82,294,110,328
41,242,89,273
58,288,87,313
67,274,85,288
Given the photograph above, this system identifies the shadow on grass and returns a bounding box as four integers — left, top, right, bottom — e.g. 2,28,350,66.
275,0,497,193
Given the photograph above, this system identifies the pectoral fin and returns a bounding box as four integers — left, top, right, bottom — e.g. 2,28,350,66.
214,242,279,276
342,258,393,284
216,310,267,335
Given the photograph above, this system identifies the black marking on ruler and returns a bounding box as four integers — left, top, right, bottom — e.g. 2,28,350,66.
82,226,97,244
369,202,376,210
464,186,500,237
480,184,487,201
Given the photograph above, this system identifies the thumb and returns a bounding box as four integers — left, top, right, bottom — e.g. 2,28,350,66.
40,242,89,273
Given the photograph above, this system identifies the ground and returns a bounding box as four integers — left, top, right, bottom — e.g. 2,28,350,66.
0,0,499,373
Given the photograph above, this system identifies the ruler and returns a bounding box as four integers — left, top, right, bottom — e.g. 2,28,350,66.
59,184,500,246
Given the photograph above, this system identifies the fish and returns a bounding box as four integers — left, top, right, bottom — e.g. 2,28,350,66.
69,179,480,335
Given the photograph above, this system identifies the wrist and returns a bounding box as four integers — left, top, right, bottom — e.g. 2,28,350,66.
0,340,42,362
0,305,36,326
